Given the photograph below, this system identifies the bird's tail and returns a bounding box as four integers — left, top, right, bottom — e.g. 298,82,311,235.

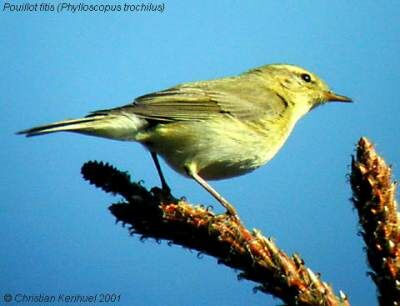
17,112,147,141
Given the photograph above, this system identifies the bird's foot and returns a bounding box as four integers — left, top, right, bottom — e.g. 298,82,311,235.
151,185,178,203
220,204,240,223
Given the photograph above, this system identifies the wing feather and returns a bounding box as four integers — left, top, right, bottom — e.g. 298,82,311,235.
92,74,288,123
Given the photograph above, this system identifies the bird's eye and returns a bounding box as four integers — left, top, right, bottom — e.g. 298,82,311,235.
301,73,312,83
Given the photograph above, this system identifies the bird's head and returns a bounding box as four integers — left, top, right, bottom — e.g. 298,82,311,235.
254,64,352,111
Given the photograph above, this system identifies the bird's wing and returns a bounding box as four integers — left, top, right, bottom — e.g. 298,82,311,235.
91,76,288,122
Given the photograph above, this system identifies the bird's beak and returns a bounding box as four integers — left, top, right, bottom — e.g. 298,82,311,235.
324,91,352,103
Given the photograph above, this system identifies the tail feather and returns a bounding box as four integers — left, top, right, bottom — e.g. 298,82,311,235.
17,112,146,141
16,117,104,137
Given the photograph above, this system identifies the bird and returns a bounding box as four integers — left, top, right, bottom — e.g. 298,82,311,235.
17,64,352,216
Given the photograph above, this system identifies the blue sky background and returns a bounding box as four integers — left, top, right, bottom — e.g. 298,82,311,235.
1,1,399,305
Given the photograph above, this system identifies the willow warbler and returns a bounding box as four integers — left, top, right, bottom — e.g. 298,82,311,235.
18,64,352,216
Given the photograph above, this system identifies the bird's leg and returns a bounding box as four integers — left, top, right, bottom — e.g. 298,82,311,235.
150,152,171,194
185,166,238,217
